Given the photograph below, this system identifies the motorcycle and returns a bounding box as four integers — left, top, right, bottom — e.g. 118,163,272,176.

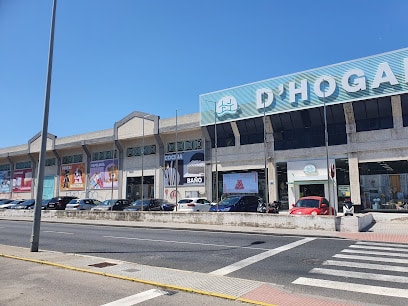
343,199,354,216
257,201,281,214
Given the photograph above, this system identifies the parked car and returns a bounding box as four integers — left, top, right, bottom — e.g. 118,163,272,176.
0,199,25,209
0,199,13,205
91,199,130,211
289,196,336,216
47,196,78,210
65,198,102,210
27,199,51,210
124,199,175,211
12,199,35,209
209,195,262,212
177,198,212,212
40,199,52,210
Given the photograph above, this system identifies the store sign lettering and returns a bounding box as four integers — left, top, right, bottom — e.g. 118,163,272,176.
187,177,203,184
201,48,408,125
254,59,407,110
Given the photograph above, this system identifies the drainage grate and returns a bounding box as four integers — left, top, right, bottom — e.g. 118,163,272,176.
88,262,117,268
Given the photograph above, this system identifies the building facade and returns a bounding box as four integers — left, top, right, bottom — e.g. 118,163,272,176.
1,48,408,212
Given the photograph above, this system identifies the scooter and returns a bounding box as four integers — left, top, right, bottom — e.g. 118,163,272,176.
266,201,281,214
343,199,354,216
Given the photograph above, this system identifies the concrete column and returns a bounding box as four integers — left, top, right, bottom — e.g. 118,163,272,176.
391,95,403,129
230,121,240,146
268,160,278,202
348,153,361,205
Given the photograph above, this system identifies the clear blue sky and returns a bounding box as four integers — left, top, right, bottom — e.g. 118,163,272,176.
0,0,406,148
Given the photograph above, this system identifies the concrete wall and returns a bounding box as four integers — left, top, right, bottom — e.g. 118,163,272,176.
0,209,344,231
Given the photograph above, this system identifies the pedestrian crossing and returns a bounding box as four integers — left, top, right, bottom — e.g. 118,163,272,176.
292,241,408,300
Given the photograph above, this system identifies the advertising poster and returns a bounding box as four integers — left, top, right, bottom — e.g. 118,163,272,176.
12,169,32,192
164,149,205,187
60,163,85,191
89,160,118,189
223,172,259,194
0,170,11,193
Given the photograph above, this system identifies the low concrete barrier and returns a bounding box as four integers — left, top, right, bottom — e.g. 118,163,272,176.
1,209,346,231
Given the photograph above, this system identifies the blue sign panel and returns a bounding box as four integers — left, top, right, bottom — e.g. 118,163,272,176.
200,48,408,125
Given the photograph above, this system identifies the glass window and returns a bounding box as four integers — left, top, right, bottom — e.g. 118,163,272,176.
401,94,408,127
237,117,264,145
207,123,235,148
271,105,346,150
353,97,393,132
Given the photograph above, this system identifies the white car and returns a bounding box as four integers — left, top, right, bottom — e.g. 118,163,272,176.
177,198,212,212
65,198,101,210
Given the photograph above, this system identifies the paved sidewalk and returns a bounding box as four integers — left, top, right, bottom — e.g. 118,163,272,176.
1,214,408,305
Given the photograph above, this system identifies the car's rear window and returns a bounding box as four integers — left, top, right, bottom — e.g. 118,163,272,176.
179,199,193,204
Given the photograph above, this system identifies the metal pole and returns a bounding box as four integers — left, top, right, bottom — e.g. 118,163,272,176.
31,0,57,252
323,89,331,214
175,110,178,210
214,102,218,206
141,116,144,209
262,93,269,205
110,142,114,210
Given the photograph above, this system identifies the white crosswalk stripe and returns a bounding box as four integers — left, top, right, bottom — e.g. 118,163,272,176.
292,241,408,300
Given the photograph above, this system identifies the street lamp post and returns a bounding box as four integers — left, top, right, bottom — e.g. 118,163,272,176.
31,0,57,252
206,101,219,205
214,103,219,205
323,87,332,215
175,110,179,211
141,116,145,210
262,93,269,205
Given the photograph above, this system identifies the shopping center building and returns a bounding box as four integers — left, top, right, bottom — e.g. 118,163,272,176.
1,48,408,212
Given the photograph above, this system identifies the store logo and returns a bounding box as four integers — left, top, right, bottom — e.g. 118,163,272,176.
304,164,317,175
217,96,239,117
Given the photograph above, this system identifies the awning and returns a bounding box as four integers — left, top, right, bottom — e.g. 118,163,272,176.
287,180,329,185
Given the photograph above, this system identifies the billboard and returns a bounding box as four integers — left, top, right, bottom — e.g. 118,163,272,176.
200,48,408,125
164,149,205,186
223,172,258,194
12,169,32,193
60,163,86,191
89,160,119,189
0,170,11,193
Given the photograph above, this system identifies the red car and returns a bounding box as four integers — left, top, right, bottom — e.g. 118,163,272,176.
289,196,336,216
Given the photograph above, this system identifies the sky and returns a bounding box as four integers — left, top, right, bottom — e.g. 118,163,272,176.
0,0,407,148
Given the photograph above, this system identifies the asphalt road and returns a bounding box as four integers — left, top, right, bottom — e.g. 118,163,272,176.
1,220,408,306
0,256,245,306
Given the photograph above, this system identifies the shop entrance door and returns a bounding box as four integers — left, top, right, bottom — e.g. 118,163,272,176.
299,184,325,197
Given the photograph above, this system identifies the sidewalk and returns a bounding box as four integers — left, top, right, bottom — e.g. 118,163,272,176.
1,214,408,305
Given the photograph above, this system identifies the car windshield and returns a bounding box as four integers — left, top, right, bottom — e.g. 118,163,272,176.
130,199,150,206
100,200,115,206
68,199,80,204
218,196,240,207
295,199,320,208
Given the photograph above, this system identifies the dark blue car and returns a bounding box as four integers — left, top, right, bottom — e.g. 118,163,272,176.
209,195,262,212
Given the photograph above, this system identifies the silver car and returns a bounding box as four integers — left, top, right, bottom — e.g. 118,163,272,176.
65,198,101,210
0,199,25,209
